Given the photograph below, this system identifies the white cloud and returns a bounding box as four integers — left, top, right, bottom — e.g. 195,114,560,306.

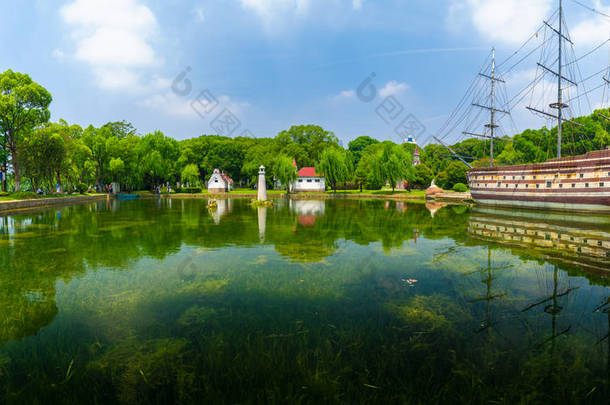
352,0,364,10
333,89,356,102
194,6,206,21
60,0,159,91
379,80,409,98
449,0,552,45
140,92,196,117
571,1,610,45
239,0,311,22
52,48,66,60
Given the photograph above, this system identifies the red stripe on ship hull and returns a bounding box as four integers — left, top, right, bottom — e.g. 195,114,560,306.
471,192,610,205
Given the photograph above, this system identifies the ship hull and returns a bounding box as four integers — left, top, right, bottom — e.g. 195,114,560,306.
467,149,610,213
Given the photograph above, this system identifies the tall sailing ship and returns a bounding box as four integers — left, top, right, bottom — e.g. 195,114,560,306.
452,0,610,212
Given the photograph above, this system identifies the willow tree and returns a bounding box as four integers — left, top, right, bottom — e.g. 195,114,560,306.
316,148,351,193
272,155,297,194
0,70,52,190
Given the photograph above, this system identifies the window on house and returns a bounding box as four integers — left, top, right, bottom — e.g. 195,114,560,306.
580,173,584,178
559,184,563,188
497,182,501,187
601,182,605,187
506,184,509,188
567,174,571,178
533,175,537,179
572,184,576,188
522,176,525,180
512,176,515,180
214,179,218,183
515,184,518,188
546,182,551,188
315,179,320,183
503,176,506,179
526,184,529,188
585,183,589,188
536,184,540,189
298,179,303,183
307,179,312,183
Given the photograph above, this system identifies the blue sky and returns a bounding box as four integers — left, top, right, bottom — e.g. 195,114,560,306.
2,0,610,145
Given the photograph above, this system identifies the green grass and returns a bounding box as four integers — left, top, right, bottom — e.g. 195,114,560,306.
0,191,104,202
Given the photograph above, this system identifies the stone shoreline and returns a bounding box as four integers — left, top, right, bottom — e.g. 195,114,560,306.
0,194,111,213
0,191,473,214
159,192,473,203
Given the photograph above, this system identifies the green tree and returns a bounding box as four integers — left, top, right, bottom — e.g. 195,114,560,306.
181,163,200,186
441,161,469,189
412,164,434,188
272,155,297,194
381,143,413,192
276,125,340,166
316,148,350,193
348,136,379,165
22,127,66,190
497,143,521,165
109,157,125,183
0,70,52,190
139,130,180,188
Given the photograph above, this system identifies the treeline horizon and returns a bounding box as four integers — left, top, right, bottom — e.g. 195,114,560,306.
2,69,609,194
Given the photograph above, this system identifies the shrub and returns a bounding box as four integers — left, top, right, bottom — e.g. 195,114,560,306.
10,191,41,200
76,183,88,194
452,183,468,192
178,187,202,194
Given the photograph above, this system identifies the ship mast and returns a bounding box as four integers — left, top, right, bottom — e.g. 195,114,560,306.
488,48,498,166
525,0,581,157
463,48,509,167
557,0,564,158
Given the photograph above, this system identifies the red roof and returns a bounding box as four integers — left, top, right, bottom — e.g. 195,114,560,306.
297,167,322,177
220,173,233,183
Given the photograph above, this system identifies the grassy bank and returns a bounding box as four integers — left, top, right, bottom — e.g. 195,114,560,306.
0,191,106,202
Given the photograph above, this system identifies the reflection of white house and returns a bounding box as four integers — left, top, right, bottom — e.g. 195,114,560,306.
207,169,233,193
210,199,232,224
290,200,325,216
292,159,325,192
290,200,325,227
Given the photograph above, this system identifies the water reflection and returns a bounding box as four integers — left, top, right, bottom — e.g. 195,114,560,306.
1,199,609,403
468,207,610,275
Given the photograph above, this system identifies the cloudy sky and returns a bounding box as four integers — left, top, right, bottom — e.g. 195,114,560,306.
2,0,610,145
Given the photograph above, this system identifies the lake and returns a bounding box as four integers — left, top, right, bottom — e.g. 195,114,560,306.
1,198,609,404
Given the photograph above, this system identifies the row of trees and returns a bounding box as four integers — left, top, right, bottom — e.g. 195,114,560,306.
3,68,609,193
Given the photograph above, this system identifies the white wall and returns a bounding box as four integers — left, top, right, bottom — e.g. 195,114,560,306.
294,177,325,192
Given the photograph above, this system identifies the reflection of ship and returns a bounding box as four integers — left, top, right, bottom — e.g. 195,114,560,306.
468,207,610,275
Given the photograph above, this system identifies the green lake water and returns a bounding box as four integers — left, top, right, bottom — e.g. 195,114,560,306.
1,198,610,404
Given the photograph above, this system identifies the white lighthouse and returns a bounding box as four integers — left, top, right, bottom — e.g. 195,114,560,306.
257,165,267,201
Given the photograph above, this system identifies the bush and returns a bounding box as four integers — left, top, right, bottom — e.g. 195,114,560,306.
177,187,202,194
76,183,88,194
10,191,41,200
452,183,468,192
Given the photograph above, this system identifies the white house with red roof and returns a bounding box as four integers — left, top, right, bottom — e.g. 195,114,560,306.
207,168,233,193
292,158,325,192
